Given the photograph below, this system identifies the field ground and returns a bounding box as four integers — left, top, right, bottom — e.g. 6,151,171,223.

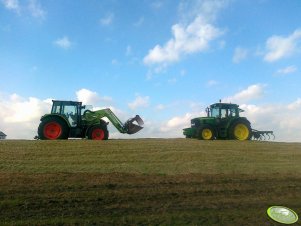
0,139,301,225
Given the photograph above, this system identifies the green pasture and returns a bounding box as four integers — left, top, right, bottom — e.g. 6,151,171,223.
0,139,300,225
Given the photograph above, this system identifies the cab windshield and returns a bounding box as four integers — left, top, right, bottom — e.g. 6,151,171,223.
209,106,237,118
210,107,220,117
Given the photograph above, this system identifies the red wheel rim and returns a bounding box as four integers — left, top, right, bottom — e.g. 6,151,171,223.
43,122,62,139
91,128,105,140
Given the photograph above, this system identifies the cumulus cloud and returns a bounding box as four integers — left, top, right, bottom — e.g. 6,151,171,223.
76,88,112,105
287,98,301,110
1,90,301,141
1,0,46,19
232,47,248,63
276,65,297,75
54,36,73,49
1,0,20,13
28,0,46,19
240,102,301,142
264,28,301,62
0,93,51,139
128,95,150,110
143,0,227,67
160,113,193,132
224,84,265,104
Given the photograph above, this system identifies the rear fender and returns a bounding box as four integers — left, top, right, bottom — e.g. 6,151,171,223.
40,114,71,128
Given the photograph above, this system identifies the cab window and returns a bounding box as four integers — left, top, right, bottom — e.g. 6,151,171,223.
62,104,78,126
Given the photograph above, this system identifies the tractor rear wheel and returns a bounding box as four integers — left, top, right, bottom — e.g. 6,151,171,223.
38,117,69,140
88,125,109,140
229,120,251,140
198,125,215,140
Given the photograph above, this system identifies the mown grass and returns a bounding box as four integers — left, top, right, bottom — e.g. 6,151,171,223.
0,139,301,225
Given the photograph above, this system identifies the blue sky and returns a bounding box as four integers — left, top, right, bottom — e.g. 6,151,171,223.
1,0,301,141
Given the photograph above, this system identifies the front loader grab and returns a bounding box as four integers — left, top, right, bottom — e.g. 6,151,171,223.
124,115,144,134
83,109,144,134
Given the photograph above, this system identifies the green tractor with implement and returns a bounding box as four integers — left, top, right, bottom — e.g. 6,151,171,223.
183,102,274,141
37,100,144,140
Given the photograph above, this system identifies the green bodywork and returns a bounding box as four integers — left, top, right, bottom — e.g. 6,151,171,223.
183,102,250,139
82,108,133,134
39,100,143,139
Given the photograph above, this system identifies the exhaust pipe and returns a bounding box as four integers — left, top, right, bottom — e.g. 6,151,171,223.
124,115,144,134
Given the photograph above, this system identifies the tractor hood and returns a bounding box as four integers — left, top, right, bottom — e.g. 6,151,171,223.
191,117,216,127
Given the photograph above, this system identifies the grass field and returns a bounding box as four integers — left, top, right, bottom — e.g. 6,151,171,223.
0,139,300,225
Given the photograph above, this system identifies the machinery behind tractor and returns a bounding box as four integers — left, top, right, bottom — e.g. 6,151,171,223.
183,102,274,141
37,100,144,140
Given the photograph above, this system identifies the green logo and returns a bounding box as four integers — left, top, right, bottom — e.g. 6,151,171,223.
267,206,298,224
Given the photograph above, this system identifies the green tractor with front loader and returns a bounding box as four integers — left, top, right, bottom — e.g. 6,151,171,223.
183,102,274,141
37,100,144,140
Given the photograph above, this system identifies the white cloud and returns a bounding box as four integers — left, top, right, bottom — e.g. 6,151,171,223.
178,0,229,23
1,91,301,141
143,0,227,67
287,98,301,110
160,113,193,132
1,0,46,19
232,47,248,63
128,95,150,110
224,84,265,104
1,0,20,12
144,17,223,65
240,102,301,142
28,0,46,19
54,36,73,49
276,65,297,75
0,93,51,139
264,28,301,62
100,13,114,26
76,88,112,106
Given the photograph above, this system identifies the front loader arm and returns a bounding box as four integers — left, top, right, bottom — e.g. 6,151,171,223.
82,108,144,134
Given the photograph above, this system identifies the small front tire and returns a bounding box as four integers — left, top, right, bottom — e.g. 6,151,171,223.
198,125,215,140
88,125,109,140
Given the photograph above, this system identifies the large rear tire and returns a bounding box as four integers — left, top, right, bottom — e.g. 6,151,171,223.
229,119,251,140
38,117,69,140
88,125,109,140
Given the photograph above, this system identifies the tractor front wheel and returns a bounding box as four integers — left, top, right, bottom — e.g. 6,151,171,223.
88,125,109,140
38,117,69,140
229,120,251,140
198,126,215,140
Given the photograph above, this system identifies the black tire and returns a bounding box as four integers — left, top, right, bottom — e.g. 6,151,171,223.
229,119,251,140
198,125,215,140
38,116,69,140
87,125,109,140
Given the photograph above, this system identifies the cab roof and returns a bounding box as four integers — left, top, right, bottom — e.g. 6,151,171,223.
52,100,82,106
209,102,244,112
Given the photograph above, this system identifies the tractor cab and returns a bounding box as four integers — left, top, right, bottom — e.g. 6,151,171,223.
51,100,84,127
206,103,243,119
